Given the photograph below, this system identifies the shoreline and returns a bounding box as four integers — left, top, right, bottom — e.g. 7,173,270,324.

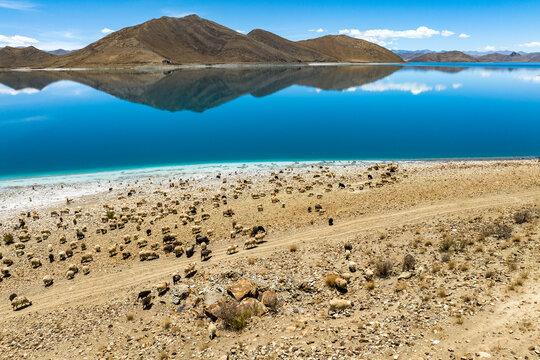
1,156,538,184
2,61,540,71
0,157,538,220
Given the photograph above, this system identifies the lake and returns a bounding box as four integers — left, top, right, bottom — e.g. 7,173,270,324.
0,64,539,179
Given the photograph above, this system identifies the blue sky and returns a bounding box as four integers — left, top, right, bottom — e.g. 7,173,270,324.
1,0,539,52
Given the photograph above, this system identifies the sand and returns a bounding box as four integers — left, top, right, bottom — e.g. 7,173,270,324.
0,159,539,359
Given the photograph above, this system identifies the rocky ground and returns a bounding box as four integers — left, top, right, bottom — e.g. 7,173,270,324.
0,160,539,360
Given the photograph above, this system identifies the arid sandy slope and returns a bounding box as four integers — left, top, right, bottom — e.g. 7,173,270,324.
0,160,539,359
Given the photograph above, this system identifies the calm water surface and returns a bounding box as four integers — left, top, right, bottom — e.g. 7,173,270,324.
0,64,539,179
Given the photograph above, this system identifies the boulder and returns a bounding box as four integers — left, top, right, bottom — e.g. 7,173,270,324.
397,271,413,280
260,290,278,309
238,298,267,317
170,285,191,305
227,278,256,301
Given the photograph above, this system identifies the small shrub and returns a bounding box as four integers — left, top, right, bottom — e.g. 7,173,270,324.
126,312,134,321
431,263,441,274
161,318,171,330
441,253,451,263
375,260,393,278
378,233,387,240
455,315,464,325
247,258,255,265
106,210,115,220
395,281,407,292
439,238,454,252
424,239,433,246
459,262,470,271
513,210,531,224
474,244,484,253
289,244,298,252
366,279,376,290
485,270,496,279
325,273,339,288
483,223,513,239
215,300,250,331
506,258,518,271
158,351,169,360
436,287,447,297
3,233,14,245
448,260,456,270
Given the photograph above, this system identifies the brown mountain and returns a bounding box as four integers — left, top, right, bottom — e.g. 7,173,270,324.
409,51,476,63
0,46,56,68
297,35,404,63
477,52,532,62
247,29,333,62
3,15,404,68
42,15,301,68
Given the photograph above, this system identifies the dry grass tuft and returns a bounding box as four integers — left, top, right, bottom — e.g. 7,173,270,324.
366,279,376,290
2,233,14,245
161,318,171,330
215,299,251,330
439,237,454,252
395,281,407,292
289,244,298,252
513,210,531,224
436,287,447,297
247,258,255,265
126,312,134,321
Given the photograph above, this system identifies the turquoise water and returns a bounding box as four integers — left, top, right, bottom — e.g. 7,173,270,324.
0,64,539,179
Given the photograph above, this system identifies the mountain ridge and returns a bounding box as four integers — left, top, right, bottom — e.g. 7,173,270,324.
1,15,402,69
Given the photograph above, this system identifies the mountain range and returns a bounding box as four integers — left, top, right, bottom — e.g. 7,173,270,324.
405,50,540,63
1,15,539,68
0,15,402,69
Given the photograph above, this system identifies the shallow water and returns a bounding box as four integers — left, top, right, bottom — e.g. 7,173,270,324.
0,64,539,179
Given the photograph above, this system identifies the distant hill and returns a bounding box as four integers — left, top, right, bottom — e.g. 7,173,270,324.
247,29,333,63
409,51,477,63
477,51,532,62
47,49,75,56
394,50,432,61
297,35,404,63
0,46,56,68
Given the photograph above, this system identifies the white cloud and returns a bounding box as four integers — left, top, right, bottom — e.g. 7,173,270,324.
309,28,325,33
441,30,454,37
459,33,470,38
517,75,540,83
340,26,441,42
101,28,114,34
0,1,36,10
0,34,39,47
452,83,462,89
519,41,540,48
348,82,447,95
235,30,245,34
0,84,39,95
483,45,496,51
